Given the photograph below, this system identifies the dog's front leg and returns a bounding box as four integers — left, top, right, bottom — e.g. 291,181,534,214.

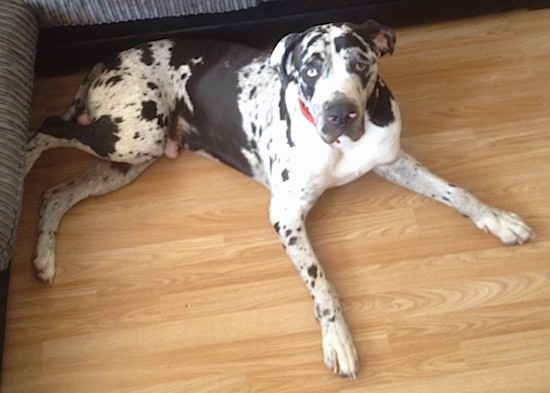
269,194,359,378
374,151,535,244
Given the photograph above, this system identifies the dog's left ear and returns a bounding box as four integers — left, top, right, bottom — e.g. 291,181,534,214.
353,20,396,56
269,32,303,85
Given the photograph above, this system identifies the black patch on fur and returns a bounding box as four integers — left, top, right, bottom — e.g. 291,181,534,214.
277,85,288,120
308,265,318,279
288,236,297,246
40,115,120,157
147,82,158,90
141,101,158,121
367,79,395,127
139,101,167,128
304,33,324,51
169,38,263,176
91,78,103,89
105,75,123,87
102,53,122,71
334,34,368,53
111,163,132,175
299,77,316,102
358,71,370,89
139,44,154,66
275,86,295,148
285,117,295,148
281,168,289,182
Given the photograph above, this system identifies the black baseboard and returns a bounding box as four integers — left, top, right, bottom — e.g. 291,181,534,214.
35,0,550,76
0,265,10,382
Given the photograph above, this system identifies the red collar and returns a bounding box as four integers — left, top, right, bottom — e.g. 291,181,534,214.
299,99,316,125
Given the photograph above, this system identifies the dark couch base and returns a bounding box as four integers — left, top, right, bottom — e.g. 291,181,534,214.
35,0,550,76
0,265,10,378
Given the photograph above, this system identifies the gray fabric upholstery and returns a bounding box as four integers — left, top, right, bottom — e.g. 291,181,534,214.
27,0,259,27
0,0,38,270
0,0,263,270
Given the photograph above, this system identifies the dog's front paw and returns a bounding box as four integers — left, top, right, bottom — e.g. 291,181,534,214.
476,208,535,245
321,317,359,379
33,249,56,283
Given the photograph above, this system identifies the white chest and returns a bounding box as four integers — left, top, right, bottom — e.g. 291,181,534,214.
283,100,402,189
329,115,401,187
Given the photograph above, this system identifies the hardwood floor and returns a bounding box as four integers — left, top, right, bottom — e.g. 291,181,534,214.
3,8,550,392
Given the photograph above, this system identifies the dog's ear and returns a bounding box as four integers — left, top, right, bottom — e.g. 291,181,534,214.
354,20,396,56
269,32,303,85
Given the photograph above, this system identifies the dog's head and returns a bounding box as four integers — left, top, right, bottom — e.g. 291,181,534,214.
270,20,395,144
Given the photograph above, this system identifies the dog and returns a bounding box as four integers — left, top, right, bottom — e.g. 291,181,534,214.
24,20,535,378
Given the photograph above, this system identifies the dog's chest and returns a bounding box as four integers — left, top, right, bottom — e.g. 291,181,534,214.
268,89,402,189
329,119,401,186
289,125,401,189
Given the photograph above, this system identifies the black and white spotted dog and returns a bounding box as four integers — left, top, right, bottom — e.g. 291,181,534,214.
25,20,535,378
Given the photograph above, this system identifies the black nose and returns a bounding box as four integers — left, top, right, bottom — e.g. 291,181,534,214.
325,100,358,127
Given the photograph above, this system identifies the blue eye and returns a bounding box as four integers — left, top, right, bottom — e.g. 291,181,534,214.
305,66,319,79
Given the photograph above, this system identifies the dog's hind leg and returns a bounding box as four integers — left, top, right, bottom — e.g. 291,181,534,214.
24,120,63,177
24,115,131,176
33,159,154,283
374,151,536,244
25,64,107,176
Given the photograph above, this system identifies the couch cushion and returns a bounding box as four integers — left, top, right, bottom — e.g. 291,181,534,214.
27,0,261,27
0,0,38,270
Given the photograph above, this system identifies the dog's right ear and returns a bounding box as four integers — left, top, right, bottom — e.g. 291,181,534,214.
269,32,303,85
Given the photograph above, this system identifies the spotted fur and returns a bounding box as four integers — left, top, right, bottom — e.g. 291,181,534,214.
25,20,534,379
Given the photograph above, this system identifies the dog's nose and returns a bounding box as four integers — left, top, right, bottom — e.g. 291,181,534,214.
326,101,358,128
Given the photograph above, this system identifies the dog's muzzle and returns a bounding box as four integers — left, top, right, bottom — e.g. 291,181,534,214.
320,98,364,144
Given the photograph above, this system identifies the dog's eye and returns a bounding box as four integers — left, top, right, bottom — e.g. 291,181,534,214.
353,62,369,74
304,65,320,80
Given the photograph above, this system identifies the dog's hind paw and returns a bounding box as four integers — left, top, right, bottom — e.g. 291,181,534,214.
322,317,359,379
33,250,56,283
476,208,536,245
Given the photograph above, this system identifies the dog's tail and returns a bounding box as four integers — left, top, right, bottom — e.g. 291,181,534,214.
63,62,106,122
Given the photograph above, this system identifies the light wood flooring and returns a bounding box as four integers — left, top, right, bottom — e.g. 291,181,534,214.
3,8,550,393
